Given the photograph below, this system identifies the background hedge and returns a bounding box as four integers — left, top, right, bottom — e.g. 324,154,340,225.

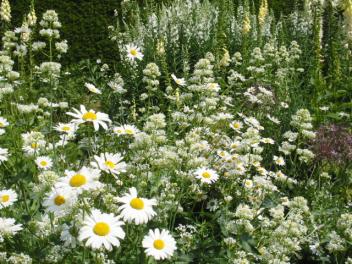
11,0,303,64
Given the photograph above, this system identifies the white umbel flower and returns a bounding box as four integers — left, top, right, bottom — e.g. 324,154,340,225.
0,0,11,22
0,218,22,236
78,209,125,251
195,168,219,184
0,189,17,208
116,187,157,225
171,74,186,86
91,152,127,176
55,166,102,193
85,83,102,94
142,228,177,260
43,188,77,216
66,105,111,131
35,156,53,170
126,44,143,61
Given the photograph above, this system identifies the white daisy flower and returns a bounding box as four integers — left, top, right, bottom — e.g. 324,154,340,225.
244,117,264,130
78,209,125,251
55,166,102,193
0,147,9,163
66,105,111,131
142,228,177,260
261,138,275,144
126,44,144,61
112,126,125,136
54,123,77,134
60,224,77,248
206,82,220,92
123,124,139,136
217,150,231,160
319,106,329,111
116,187,157,225
171,74,186,86
85,82,102,94
35,156,53,170
21,134,46,155
0,117,9,128
206,199,219,211
195,168,219,184
230,120,243,131
267,114,281,124
0,218,23,236
280,102,289,108
244,179,253,189
0,189,17,208
273,156,286,166
91,152,127,176
43,188,77,216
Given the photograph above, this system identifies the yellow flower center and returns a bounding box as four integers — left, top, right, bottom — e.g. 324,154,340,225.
54,195,65,206
202,171,211,179
105,160,115,169
31,142,38,149
1,195,9,203
125,129,134,135
40,160,48,167
153,239,165,250
93,222,110,236
69,174,87,187
0,122,3,127
130,197,144,210
82,111,97,121
232,123,241,129
62,126,71,131
130,49,138,56
245,180,252,187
